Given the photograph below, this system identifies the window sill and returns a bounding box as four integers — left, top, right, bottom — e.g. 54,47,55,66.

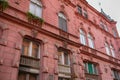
58,63,70,67
85,73,99,76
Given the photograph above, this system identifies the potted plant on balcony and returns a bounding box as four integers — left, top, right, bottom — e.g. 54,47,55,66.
0,0,9,11
27,12,44,26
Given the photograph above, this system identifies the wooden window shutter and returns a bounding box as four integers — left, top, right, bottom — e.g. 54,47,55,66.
88,63,93,74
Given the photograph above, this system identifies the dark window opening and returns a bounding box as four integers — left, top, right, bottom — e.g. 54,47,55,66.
21,38,40,58
77,5,82,15
58,13,67,32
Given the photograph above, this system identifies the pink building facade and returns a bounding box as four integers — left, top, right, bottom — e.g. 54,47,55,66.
0,0,120,80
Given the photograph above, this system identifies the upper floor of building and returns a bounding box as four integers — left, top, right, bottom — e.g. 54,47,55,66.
0,0,120,59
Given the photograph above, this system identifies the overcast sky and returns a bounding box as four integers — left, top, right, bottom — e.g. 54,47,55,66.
86,0,120,36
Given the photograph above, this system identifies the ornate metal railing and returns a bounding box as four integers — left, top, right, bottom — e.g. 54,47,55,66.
20,55,40,69
58,64,71,74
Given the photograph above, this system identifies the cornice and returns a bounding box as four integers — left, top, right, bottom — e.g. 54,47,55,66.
75,12,117,39
1,11,120,67
0,11,81,47
80,45,120,67
80,0,116,24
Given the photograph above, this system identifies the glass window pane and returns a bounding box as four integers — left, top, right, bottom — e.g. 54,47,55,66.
88,34,94,48
59,17,63,30
18,72,26,80
58,13,67,32
29,2,35,14
88,63,93,74
105,43,110,55
32,42,39,58
35,5,42,17
22,39,30,56
84,63,88,73
62,19,67,32
77,6,82,15
80,30,86,45
58,52,63,64
59,17,67,32
110,45,115,57
64,52,69,65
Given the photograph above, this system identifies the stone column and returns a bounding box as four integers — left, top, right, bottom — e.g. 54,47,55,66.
71,49,79,80
42,39,49,80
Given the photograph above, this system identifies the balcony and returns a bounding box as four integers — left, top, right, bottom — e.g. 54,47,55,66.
85,73,99,80
59,29,69,39
58,64,71,74
80,45,97,55
80,45,120,65
20,55,40,69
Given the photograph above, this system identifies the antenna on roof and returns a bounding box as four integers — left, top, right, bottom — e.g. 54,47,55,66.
98,2,103,12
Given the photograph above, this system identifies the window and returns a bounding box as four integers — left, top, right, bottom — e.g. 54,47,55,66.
21,38,40,58
105,42,111,56
29,0,42,17
112,29,117,37
110,45,115,57
84,62,98,75
18,72,39,80
58,51,70,65
112,69,120,80
104,24,108,31
88,34,94,48
80,29,86,45
77,5,82,15
100,22,108,31
58,12,67,32
83,10,88,19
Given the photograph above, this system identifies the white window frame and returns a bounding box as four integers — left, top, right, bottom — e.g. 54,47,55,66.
29,0,42,17
58,13,67,20
58,51,70,66
105,42,111,56
22,39,40,59
88,34,94,48
110,45,115,57
29,41,40,58
80,29,86,45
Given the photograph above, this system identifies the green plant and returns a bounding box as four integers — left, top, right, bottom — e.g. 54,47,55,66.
27,12,44,24
0,0,9,11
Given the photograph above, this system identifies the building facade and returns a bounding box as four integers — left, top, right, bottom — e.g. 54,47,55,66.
0,0,120,80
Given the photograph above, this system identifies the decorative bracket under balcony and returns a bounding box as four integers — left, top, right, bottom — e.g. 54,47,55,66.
59,29,69,39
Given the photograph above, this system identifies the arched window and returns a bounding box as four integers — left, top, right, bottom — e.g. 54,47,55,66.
58,12,67,32
110,45,115,57
29,0,42,17
21,38,40,58
88,33,94,48
105,42,110,55
80,29,86,45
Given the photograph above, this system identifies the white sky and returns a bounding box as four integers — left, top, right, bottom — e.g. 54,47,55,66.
86,0,120,36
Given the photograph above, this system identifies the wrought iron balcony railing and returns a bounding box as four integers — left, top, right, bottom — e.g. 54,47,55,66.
20,55,40,69
58,64,71,74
